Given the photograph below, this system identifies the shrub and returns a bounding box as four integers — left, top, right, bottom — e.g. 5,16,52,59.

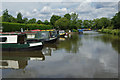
72,29,78,32
1,22,53,32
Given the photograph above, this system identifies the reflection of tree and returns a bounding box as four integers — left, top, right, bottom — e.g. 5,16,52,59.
42,43,58,56
94,34,120,54
111,39,120,54
58,34,82,53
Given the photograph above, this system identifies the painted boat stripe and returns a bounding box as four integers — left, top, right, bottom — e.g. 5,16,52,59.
29,42,42,47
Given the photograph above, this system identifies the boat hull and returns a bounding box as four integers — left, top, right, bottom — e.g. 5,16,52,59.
59,34,66,38
1,42,43,51
44,37,58,43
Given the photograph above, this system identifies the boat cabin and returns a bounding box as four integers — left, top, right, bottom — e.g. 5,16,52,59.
0,32,26,44
25,29,58,43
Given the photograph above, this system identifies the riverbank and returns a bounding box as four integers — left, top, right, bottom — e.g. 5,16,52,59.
98,29,120,36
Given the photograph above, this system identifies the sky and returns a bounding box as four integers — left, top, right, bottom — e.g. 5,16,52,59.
0,0,119,21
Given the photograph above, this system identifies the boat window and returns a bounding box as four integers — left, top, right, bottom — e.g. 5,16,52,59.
37,31,49,39
0,37,7,42
0,62,8,66
17,35,25,44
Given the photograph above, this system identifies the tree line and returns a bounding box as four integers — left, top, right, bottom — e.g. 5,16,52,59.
0,9,120,30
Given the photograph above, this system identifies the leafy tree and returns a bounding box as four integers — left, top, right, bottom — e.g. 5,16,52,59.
50,15,61,26
17,12,23,23
2,9,11,22
111,12,120,29
55,17,70,30
9,16,17,23
64,13,71,20
71,13,78,22
69,13,78,29
22,18,28,23
92,18,100,29
44,20,49,25
27,18,36,23
37,20,43,24
75,20,82,29
82,20,93,29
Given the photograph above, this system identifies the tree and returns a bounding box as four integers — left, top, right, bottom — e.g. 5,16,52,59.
44,20,49,25
83,20,90,28
50,15,61,26
69,13,78,29
92,18,100,29
99,17,111,29
111,12,120,29
9,16,17,23
17,12,23,23
2,9,11,22
71,13,78,22
37,20,43,24
64,13,71,20
27,18,36,23
22,18,28,23
75,20,82,29
55,17,70,30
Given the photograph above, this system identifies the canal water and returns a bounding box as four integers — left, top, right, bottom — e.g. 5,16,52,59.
1,31,119,78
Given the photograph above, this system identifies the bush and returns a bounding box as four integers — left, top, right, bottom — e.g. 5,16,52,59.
1,22,53,32
72,29,78,32
98,28,120,35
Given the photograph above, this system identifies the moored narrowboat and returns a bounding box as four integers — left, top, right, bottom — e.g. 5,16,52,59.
78,29,83,34
59,30,66,37
25,29,58,43
0,32,43,51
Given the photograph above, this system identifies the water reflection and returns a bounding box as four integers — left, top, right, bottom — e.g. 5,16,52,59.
42,43,57,56
1,51,45,69
1,31,119,78
57,34,82,53
93,34,120,54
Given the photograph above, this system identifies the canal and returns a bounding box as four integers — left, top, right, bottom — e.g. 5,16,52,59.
1,31,119,78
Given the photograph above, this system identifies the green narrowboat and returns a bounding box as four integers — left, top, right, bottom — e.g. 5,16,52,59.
25,29,58,43
0,32,43,51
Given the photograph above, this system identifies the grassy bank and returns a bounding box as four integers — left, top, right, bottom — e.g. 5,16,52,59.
98,29,120,35
1,22,53,32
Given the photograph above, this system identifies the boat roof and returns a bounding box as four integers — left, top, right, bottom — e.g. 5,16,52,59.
31,29,55,32
0,32,25,35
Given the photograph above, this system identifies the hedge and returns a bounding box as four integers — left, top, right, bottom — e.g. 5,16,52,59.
98,29,120,35
1,22,53,32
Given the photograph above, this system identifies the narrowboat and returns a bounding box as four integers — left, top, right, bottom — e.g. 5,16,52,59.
0,32,43,51
59,30,66,37
78,29,83,34
25,29,58,43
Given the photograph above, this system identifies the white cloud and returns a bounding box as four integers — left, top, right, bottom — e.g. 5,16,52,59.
32,8,38,13
40,6,52,14
76,2,96,13
2,2,118,21
2,0,119,2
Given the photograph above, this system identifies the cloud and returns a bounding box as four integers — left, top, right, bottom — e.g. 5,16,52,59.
2,2,118,21
2,0,120,2
40,6,52,14
75,2,118,20
32,8,38,13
